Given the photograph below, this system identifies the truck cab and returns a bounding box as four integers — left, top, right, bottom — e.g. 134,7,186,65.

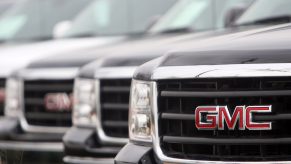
0,0,18,15
115,22,291,163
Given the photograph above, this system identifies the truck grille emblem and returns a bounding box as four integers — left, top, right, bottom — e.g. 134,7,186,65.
195,106,272,130
0,88,5,103
44,93,73,111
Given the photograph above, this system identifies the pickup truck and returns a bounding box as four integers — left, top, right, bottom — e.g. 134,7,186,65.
0,0,95,117
0,0,177,155
115,22,291,164
64,21,291,163
62,31,232,163
0,0,176,118
63,0,291,163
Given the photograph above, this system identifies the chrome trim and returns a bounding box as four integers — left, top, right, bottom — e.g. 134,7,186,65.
18,68,79,80
63,156,114,164
95,80,128,145
18,68,78,133
94,67,137,145
94,67,137,79
19,78,69,133
0,141,63,152
152,63,291,80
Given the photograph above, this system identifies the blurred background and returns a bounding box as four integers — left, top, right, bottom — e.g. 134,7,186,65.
0,0,290,163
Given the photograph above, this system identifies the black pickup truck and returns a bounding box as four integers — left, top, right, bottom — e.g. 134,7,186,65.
115,22,291,163
0,0,176,157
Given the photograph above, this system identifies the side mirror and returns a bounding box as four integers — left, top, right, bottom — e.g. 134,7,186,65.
53,21,72,38
224,4,248,27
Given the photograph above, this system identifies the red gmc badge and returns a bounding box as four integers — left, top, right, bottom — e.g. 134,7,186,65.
44,93,73,111
0,88,5,103
195,105,272,130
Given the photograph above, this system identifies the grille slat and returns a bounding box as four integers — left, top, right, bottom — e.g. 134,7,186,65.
25,98,44,105
24,79,73,127
25,112,71,120
102,103,129,110
163,136,291,145
158,77,291,161
161,90,291,98
25,84,72,91
103,120,128,128
100,79,131,138
101,86,130,92
161,113,195,120
161,113,291,121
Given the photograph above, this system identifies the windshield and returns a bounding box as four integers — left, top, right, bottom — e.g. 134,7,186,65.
63,0,176,38
150,0,254,33
236,0,291,25
0,0,91,42
0,1,15,15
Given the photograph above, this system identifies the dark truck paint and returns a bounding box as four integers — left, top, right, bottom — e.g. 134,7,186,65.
115,23,291,163
134,24,291,81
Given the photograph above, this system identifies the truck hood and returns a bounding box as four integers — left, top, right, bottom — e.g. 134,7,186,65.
134,23,291,81
26,33,204,69
0,36,124,77
30,26,269,79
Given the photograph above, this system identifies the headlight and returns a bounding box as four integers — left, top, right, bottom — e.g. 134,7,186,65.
72,78,97,126
5,78,22,117
129,80,153,142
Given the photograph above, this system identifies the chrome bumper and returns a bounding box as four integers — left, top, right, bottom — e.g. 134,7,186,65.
115,143,291,164
64,156,114,164
0,141,63,152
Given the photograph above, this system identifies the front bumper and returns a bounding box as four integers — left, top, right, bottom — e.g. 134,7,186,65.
0,117,63,152
115,143,291,164
64,156,114,164
115,143,155,164
63,126,121,164
0,140,63,152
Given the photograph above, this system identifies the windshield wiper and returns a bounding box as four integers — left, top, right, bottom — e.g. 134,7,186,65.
32,36,53,41
237,15,291,26
69,33,97,38
160,27,192,34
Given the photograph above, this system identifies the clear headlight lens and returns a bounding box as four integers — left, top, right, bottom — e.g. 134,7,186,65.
129,80,152,142
72,78,97,126
5,78,22,117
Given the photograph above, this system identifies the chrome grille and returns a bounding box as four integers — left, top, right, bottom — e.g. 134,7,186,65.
100,79,131,138
157,77,291,161
24,79,73,127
